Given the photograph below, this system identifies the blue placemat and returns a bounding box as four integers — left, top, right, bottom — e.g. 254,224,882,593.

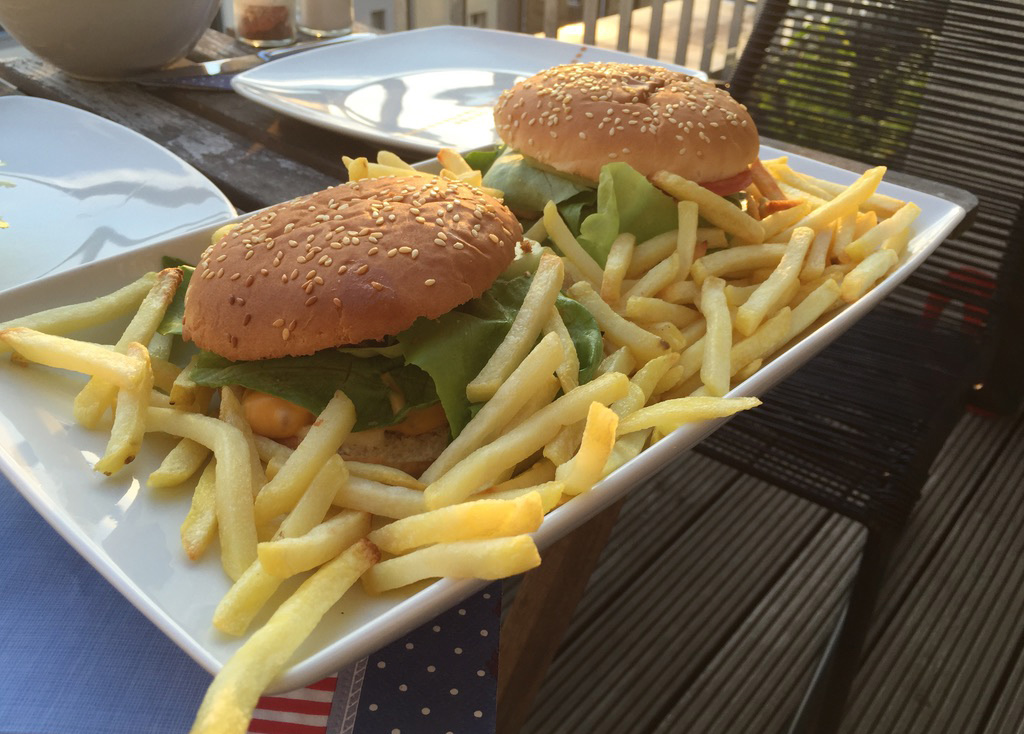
0,476,499,734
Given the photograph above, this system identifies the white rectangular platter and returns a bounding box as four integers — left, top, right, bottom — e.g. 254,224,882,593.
0,144,966,693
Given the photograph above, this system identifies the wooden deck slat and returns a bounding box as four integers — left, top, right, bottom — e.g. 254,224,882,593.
526,472,830,733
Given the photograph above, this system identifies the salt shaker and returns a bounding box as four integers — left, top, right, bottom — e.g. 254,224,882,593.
234,0,297,47
298,0,353,38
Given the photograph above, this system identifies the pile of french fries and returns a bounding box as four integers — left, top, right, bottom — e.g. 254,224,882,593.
0,146,917,733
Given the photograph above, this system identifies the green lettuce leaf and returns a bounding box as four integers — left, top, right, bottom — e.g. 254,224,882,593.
463,146,504,176
578,163,679,266
482,150,595,230
189,351,438,432
397,272,603,437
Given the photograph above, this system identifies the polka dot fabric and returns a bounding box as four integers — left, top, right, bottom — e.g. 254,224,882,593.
353,584,501,733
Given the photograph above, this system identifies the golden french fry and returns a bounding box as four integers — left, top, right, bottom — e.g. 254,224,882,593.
776,166,886,241
768,163,834,200
699,277,732,397
149,355,181,394
542,201,604,286
652,171,765,243
503,373,561,432
145,407,256,581
617,396,761,435
557,403,619,495
362,536,539,594
601,232,636,303
485,480,564,513
569,281,671,363
676,201,700,276
146,331,174,362
543,307,581,394
800,223,835,282
729,307,793,377
750,159,786,200
843,202,921,261
424,371,630,509
794,171,906,218
657,279,699,305
625,230,677,279
735,227,814,337
760,201,811,241
149,438,211,488
622,253,680,303
437,147,473,175
544,420,585,466
841,249,899,302
0,272,158,355
346,462,425,490
190,540,379,734
424,332,563,483
732,358,763,384
181,459,218,561
696,227,729,251
596,346,637,377
254,391,356,523
624,297,699,328
342,155,369,181
368,492,543,555
789,279,843,340
467,251,564,403
0,328,146,388
377,150,414,169
365,162,434,180
644,321,686,351
215,455,348,636
170,355,215,413
884,226,912,256
94,343,153,476
258,510,371,578
691,244,788,286
491,459,556,492
219,387,266,495
333,477,427,519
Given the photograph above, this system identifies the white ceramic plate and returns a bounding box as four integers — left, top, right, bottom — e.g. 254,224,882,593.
0,97,235,293
231,26,706,154
0,146,966,693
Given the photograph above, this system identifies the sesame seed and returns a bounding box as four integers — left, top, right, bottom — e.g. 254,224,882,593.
424,278,436,286
333,298,342,307
338,265,348,274
371,281,384,291
282,328,290,340
356,264,369,275
272,318,285,327
305,296,317,306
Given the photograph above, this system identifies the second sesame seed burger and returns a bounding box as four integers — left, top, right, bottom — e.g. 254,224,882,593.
179,175,535,475
481,62,760,232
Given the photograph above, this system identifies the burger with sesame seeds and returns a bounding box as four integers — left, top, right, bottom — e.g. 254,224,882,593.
476,62,760,262
176,175,602,475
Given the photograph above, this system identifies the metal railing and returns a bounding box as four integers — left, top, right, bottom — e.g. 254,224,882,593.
385,0,767,76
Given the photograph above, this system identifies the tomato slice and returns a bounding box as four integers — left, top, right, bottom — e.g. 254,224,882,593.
700,168,754,196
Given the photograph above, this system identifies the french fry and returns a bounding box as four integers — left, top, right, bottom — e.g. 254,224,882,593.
219,387,266,495
768,163,833,200
486,480,564,512
544,420,586,466
145,407,256,581
557,403,619,495
776,166,886,241
626,230,678,278
624,297,699,328
0,272,158,355
74,268,182,429
365,162,434,180
699,277,732,397
729,307,793,377
170,355,215,412
149,438,211,488
190,540,379,734
795,171,906,218
760,201,811,241
333,477,427,519
362,536,539,594
884,226,912,256
801,223,835,282
149,355,181,394
503,373,561,431
831,211,857,261
601,232,636,303
544,307,581,394
368,492,543,555
94,342,153,476
617,396,761,435
542,201,604,286
437,148,473,176
675,201,699,278
644,321,686,351
254,391,356,523
789,279,843,340
346,462,425,490
0,328,146,388
843,202,921,261
181,459,218,561
569,281,671,363
622,253,680,303
147,331,174,362
424,371,630,509
491,459,556,492
466,251,564,403
424,332,563,483
750,159,786,200
377,150,414,169
841,249,899,302
657,279,699,305
696,226,729,252
258,510,371,578
691,244,788,286
732,359,763,384
214,455,348,635
595,350,633,380
651,171,766,243
735,227,814,336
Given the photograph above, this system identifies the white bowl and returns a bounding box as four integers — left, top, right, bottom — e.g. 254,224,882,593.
0,0,221,80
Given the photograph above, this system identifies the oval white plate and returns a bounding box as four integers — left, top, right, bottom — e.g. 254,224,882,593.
0,97,234,293
0,145,965,693
231,26,706,154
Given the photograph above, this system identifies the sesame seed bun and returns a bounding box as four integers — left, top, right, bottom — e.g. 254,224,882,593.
493,62,759,186
183,176,522,361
